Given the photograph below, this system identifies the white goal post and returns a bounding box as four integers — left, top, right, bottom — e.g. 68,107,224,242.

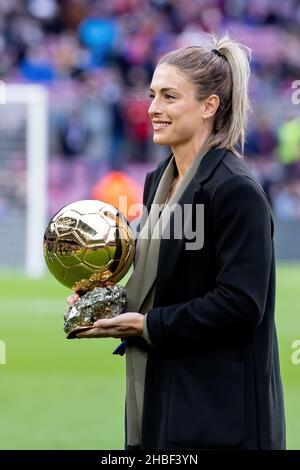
4,84,48,277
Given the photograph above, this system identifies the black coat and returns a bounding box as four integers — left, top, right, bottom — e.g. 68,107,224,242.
126,147,285,450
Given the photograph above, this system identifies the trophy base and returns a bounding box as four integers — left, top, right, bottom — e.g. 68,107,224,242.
64,285,127,339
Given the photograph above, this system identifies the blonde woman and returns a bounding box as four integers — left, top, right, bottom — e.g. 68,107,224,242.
69,34,286,450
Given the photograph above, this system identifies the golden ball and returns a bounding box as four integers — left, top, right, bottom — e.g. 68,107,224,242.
43,200,135,289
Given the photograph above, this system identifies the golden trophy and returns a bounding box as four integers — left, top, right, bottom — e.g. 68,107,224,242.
43,200,135,338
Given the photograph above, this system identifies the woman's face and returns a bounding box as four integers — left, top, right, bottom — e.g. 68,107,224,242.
148,64,205,147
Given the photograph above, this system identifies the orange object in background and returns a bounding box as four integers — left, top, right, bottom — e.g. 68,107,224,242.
91,171,143,222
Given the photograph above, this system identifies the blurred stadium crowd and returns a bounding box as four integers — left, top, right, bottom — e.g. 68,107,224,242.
1,0,300,220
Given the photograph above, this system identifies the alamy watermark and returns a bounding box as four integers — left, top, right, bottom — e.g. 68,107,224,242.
0,340,6,365
118,197,205,250
0,80,6,104
291,80,300,105
291,339,300,365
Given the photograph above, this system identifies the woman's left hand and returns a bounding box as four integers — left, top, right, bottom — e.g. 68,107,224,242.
76,312,144,339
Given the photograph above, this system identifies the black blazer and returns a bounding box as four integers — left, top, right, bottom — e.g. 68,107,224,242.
127,147,285,450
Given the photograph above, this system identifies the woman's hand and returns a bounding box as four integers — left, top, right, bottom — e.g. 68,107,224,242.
66,293,144,339
76,312,144,339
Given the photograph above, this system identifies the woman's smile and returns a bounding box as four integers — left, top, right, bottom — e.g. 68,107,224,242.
152,121,172,131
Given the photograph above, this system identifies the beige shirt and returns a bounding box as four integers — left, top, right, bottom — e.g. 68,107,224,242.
124,150,205,446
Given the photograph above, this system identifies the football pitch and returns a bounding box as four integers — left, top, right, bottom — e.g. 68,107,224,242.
0,264,299,450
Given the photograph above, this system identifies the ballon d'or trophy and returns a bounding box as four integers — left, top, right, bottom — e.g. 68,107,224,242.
43,200,135,338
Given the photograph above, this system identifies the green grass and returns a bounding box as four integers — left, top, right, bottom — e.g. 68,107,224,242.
274,264,300,449
0,265,299,449
0,274,125,449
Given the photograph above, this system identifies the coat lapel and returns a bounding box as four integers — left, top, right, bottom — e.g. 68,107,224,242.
154,147,227,302
127,146,227,313
135,147,219,312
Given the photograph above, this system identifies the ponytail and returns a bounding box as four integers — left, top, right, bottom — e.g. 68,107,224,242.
212,33,251,155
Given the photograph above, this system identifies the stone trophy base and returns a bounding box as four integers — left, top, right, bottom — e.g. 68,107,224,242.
64,285,127,339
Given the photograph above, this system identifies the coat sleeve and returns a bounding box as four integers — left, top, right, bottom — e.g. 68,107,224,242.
146,175,274,347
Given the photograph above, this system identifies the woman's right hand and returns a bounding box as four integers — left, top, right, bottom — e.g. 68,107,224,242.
67,293,80,307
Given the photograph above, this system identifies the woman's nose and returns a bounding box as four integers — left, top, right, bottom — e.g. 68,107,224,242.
148,97,163,116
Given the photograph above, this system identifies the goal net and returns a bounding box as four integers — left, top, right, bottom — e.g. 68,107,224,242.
0,84,48,277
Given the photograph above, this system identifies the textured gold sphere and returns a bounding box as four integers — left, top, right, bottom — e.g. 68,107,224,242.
43,200,135,289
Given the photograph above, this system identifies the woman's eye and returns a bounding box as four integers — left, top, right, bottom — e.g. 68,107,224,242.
148,93,176,100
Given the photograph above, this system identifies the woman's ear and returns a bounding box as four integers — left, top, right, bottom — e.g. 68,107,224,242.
202,94,220,119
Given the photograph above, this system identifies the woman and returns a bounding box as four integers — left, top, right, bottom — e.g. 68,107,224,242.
69,34,286,450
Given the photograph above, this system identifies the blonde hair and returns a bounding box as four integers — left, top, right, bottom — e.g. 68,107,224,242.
157,33,251,157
